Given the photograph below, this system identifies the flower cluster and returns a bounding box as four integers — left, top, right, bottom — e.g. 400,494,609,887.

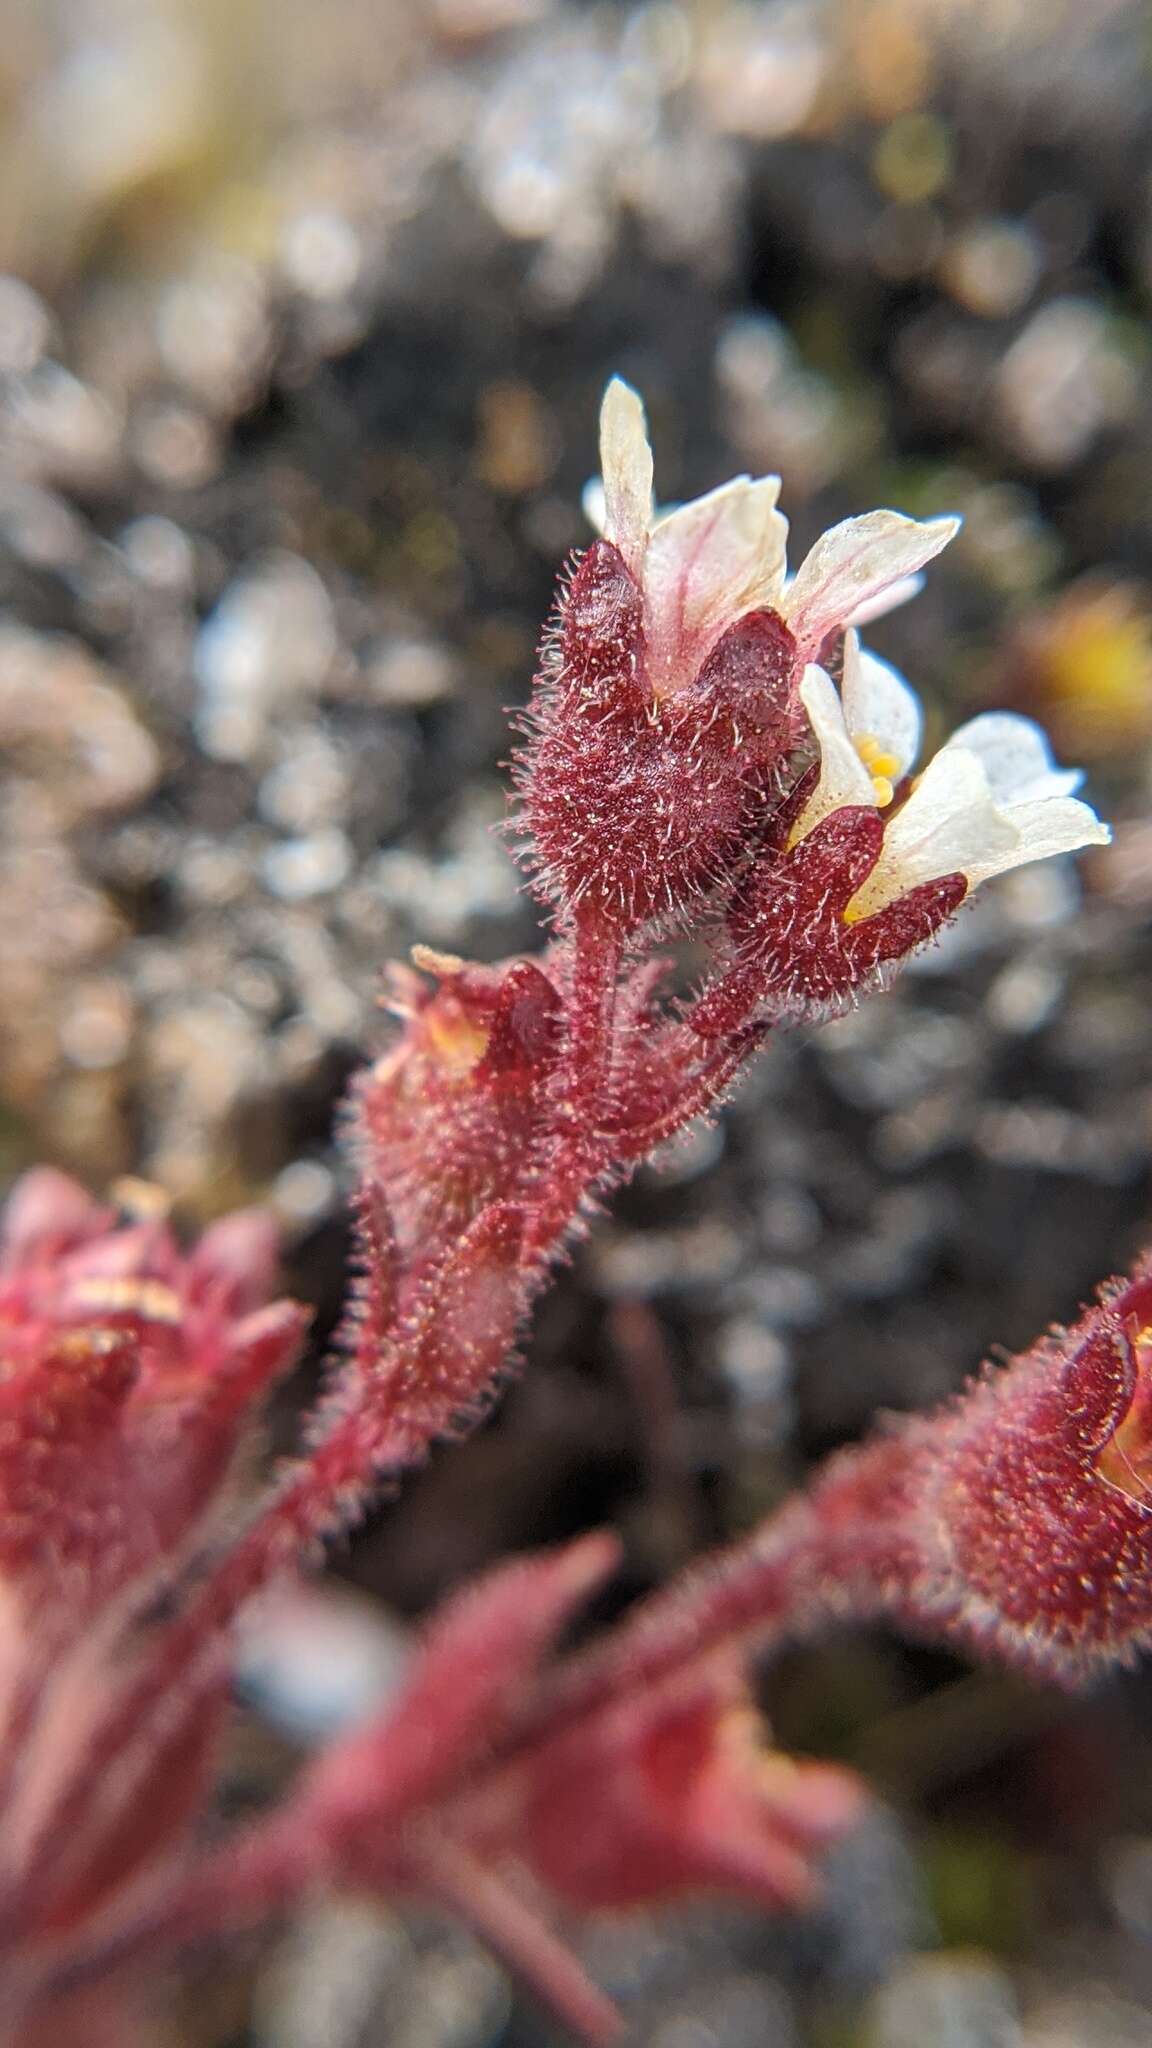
0,1170,305,1953
521,381,1108,1036
0,382,1130,2048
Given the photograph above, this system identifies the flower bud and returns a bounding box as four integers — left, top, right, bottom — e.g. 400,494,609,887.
519,541,796,936
510,1658,863,1915
351,951,562,1284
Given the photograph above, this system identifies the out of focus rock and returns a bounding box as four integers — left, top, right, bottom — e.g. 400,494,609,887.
867,1953,1021,2048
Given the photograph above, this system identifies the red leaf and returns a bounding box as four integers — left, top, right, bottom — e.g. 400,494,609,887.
298,1533,620,1865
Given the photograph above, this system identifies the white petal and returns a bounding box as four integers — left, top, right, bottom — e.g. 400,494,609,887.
598,377,653,580
846,744,1110,919
840,630,922,778
846,744,1008,915
966,796,1111,890
793,662,875,837
644,474,788,690
942,711,1083,803
881,742,1010,869
581,476,608,535
783,510,960,659
782,568,926,626
845,572,925,628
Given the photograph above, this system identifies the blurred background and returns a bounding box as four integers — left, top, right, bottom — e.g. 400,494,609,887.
3,0,1152,2041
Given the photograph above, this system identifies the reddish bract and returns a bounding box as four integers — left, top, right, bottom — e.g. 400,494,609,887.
0,1170,305,1943
502,1659,863,1915
517,540,799,938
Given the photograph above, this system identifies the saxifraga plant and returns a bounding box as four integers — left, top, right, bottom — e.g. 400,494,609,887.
3,380,1146,2045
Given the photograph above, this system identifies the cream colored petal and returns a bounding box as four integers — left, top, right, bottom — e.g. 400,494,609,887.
793,662,876,838
598,378,653,580
847,745,1110,918
840,630,922,778
846,744,1008,915
644,474,789,689
581,476,608,535
942,711,1083,803
845,572,925,628
783,510,960,658
964,796,1111,890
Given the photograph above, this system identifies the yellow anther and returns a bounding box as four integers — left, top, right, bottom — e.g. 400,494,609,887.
411,944,466,979
426,1004,491,1074
855,733,900,771
853,733,900,807
69,1277,182,1324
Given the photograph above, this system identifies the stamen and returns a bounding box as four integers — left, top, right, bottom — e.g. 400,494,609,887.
68,1277,182,1324
853,733,900,807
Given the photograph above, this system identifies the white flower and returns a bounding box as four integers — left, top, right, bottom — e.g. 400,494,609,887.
792,637,1111,917
794,631,923,835
590,377,959,693
780,509,958,661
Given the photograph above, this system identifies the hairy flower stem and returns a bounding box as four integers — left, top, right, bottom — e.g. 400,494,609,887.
412,1831,625,2046
522,920,621,1263
498,1456,906,1760
610,1022,767,1158
4,950,752,1945
568,916,620,1100
2,1390,416,1938
18,1248,1152,2024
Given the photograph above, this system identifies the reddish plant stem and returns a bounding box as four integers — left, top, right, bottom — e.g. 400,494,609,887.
412,1830,625,2045
609,1023,767,1158
608,1300,707,1557
16,1443,915,2011
16,1818,311,2021
30,1822,626,2048
567,914,620,1102
490,1442,917,1759
0,1669,51,1844
521,919,621,1263
7,967,761,1951
1,1388,416,1937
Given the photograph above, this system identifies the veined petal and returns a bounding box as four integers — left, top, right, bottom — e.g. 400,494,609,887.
942,711,1084,803
965,795,1111,890
845,743,1009,915
841,630,922,780
598,378,653,581
783,510,960,659
846,738,1111,919
844,571,925,628
645,474,788,689
794,663,876,837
